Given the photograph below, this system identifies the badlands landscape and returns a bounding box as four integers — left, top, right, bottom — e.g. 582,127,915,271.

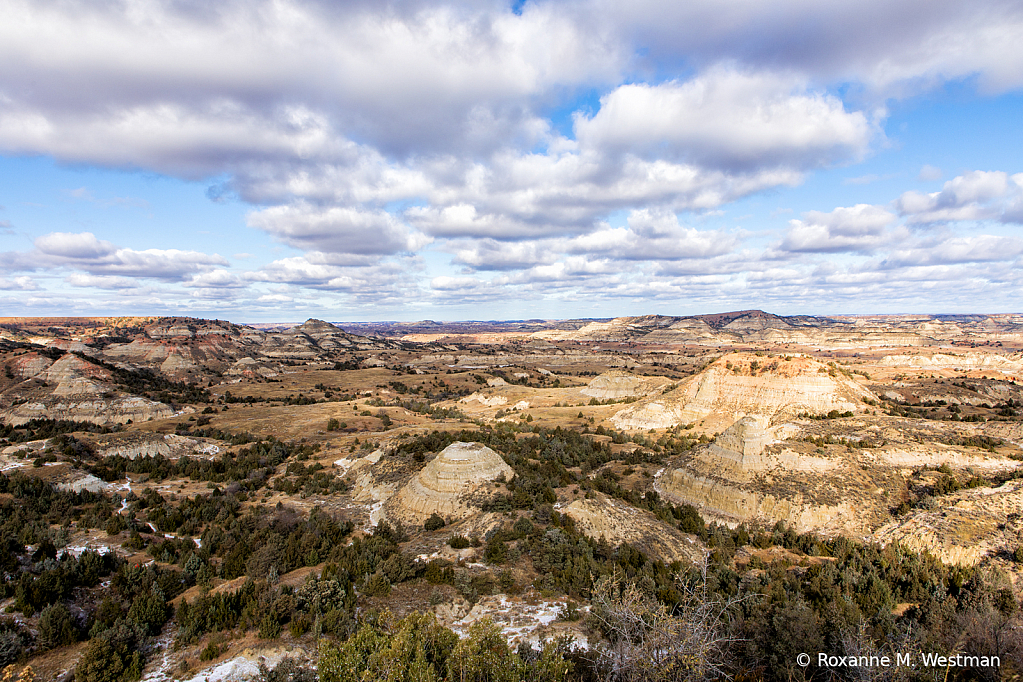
1,310,1023,681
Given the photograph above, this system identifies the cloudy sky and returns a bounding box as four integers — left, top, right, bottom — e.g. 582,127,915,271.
1,0,1022,321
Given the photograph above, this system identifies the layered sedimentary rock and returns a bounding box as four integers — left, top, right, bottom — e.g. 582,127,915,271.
655,467,862,534
386,442,513,524
612,353,877,429
705,416,771,470
880,352,1023,373
581,371,663,400
562,494,704,564
871,479,1023,566
6,353,53,379
84,433,220,459
3,395,172,425
261,319,395,360
1,354,173,425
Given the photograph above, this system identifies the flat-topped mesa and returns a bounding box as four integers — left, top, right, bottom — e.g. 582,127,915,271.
386,441,513,524
611,352,878,429
581,370,662,400
880,352,1023,372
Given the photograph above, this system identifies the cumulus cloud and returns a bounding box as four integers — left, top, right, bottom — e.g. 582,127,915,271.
896,171,1023,224
248,203,431,256
881,235,1023,267
451,239,558,270
245,255,424,304
64,273,138,289
15,231,228,280
3,0,1023,315
574,70,873,171
35,232,116,259
567,209,738,259
781,204,900,253
0,275,39,291
592,0,1023,96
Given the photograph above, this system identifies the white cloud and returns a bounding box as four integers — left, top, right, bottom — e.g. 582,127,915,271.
64,273,137,289
897,171,1023,224
0,275,39,291
35,231,115,259
574,70,874,171
248,203,431,256
451,239,558,269
881,235,1023,267
781,204,899,253
592,0,1023,96
22,231,228,280
185,270,247,288
566,209,737,259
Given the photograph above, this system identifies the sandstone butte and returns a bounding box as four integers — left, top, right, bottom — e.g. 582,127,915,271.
386,441,513,524
580,370,664,400
611,352,878,430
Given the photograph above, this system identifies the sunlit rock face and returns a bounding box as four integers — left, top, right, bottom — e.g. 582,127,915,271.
386,441,513,524
581,370,660,400
612,352,877,429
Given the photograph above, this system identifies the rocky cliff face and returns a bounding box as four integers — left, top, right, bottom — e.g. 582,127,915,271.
612,353,877,429
3,395,173,425
581,371,665,400
655,466,866,534
561,494,705,564
880,352,1023,373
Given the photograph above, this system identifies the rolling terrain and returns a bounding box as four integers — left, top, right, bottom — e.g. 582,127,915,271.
1,312,1022,681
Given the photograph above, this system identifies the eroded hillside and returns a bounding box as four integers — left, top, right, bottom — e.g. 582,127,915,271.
1,313,1022,681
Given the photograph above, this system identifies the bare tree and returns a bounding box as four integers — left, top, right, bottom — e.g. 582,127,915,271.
588,561,744,682
838,621,919,682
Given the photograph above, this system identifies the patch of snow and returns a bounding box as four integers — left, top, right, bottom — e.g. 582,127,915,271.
183,657,263,682
60,544,112,558
367,500,386,528
450,595,581,646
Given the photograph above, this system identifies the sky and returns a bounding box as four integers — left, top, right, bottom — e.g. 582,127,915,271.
1,0,1022,322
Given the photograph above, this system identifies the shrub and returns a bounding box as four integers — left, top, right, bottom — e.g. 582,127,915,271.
37,603,77,648
259,613,281,640
424,513,446,531
448,535,471,550
361,570,391,597
199,641,220,661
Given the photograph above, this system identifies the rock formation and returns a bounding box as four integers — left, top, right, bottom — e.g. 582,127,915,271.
612,353,877,429
880,352,1023,373
705,416,772,470
1,354,173,425
386,441,513,524
581,370,662,400
561,494,704,564
871,479,1023,566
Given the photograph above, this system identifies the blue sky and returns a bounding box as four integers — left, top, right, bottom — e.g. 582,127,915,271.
1,0,1022,322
